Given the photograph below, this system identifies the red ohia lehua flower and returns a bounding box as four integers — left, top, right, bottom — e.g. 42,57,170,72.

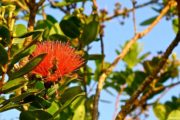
31,41,84,82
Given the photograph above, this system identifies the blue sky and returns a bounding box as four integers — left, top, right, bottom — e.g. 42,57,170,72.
0,0,180,120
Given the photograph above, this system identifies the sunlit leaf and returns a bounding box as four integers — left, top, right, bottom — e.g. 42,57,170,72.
72,97,85,120
167,110,180,120
8,44,36,70
52,92,85,118
153,103,168,120
9,53,46,80
1,77,28,94
13,24,27,37
172,18,179,33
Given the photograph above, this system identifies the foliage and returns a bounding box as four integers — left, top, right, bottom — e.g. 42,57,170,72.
0,0,179,120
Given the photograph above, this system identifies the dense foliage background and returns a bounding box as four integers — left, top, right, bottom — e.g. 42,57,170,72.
0,0,180,120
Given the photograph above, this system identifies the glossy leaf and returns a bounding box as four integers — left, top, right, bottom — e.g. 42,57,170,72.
153,103,167,120
140,16,157,26
60,15,82,38
13,24,27,37
9,53,46,80
0,89,40,112
8,44,36,70
0,102,21,112
61,86,83,104
14,29,44,38
167,110,180,120
30,96,51,109
13,24,27,44
49,22,64,36
49,34,68,42
20,110,53,120
1,77,28,94
47,14,58,23
172,18,178,33
81,14,100,46
0,25,11,46
10,89,40,103
122,42,142,68
0,43,8,65
72,97,85,120
47,101,60,115
53,92,85,118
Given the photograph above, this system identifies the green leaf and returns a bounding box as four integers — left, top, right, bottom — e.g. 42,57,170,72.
72,97,85,120
52,92,85,119
13,24,27,44
49,22,64,36
0,24,11,46
34,81,44,89
81,14,100,46
8,44,36,70
0,102,21,112
167,110,180,120
122,42,142,68
143,57,161,74
47,101,60,115
47,15,58,23
172,18,179,33
10,89,40,103
49,34,68,42
52,0,85,7
0,43,8,65
0,89,40,112
1,77,28,94
60,15,82,38
87,54,104,60
20,110,53,120
14,29,44,38
61,86,83,104
9,53,46,80
153,103,167,120
30,96,51,109
140,16,157,26
13,24,27,36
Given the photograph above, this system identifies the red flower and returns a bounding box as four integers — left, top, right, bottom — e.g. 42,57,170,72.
31,41,84,82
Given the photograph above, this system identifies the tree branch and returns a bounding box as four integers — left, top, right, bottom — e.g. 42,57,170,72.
116,12,180,120
93,1,176,120
132,0,137,35
104,0,158,21
134,81,180,110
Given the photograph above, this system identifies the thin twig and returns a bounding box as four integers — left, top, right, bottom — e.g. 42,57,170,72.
37,0,46,7
104,0,158,21
100,25,105,70
14,0,28,11
116,4,179,119
93,1,176,120
156,81,180,102
112,84,126,120
48,0,69,14
92,0,98,11
132,0,137,35
116,1,180,119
